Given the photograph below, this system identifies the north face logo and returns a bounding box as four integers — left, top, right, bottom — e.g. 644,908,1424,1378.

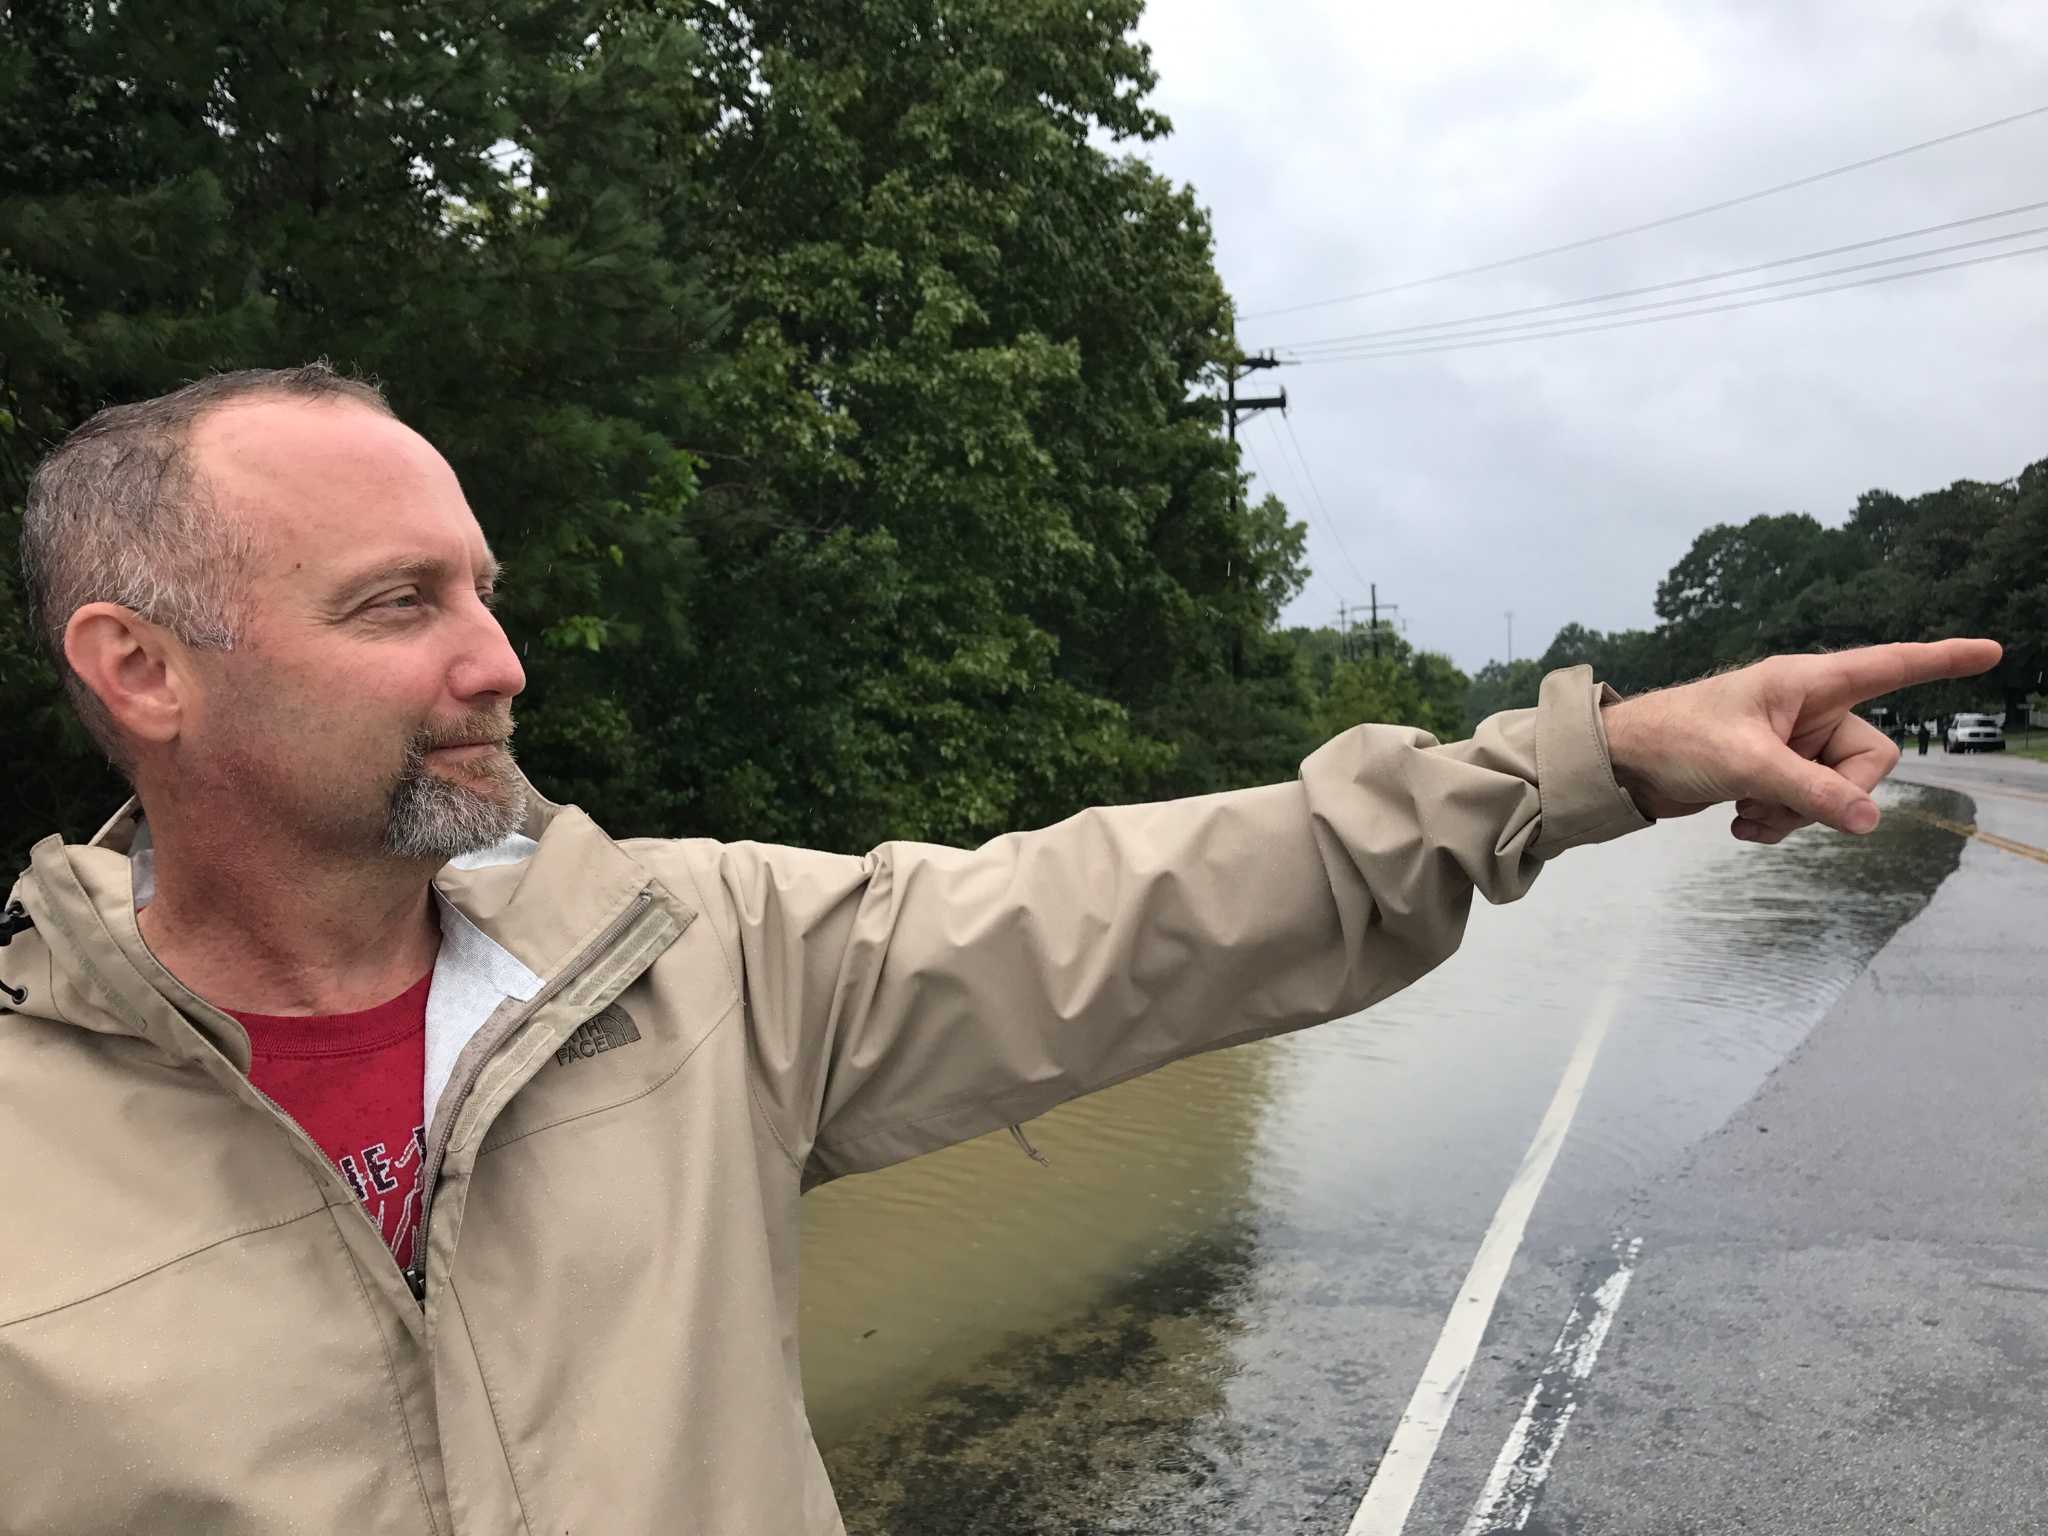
556,1003,643,1066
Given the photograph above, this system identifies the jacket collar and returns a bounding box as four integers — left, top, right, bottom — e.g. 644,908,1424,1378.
5,772,687,1093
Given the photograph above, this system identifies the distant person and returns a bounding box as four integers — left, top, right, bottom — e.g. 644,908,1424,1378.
1917,720,1932,755
0,364,2006,1534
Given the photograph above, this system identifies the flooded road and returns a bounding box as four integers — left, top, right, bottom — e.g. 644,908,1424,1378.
798,779,1970,1533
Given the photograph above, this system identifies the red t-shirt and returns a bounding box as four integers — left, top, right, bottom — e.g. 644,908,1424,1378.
229,971,432,1270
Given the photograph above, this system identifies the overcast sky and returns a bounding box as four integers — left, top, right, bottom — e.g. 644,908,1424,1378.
1126,0,2048,673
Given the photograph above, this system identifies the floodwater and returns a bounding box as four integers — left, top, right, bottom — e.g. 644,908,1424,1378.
798,780,1971,1533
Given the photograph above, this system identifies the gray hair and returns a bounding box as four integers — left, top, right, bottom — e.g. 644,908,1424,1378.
20,362,393,774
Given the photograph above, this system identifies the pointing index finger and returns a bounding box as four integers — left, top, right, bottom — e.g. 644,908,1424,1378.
1815,639,2003,708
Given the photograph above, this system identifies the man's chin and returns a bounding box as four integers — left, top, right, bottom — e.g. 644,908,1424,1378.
385,755,526,860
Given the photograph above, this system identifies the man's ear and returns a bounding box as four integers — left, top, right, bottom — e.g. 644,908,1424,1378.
64,603,187,748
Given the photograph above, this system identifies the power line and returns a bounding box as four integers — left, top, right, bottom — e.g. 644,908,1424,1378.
1253,412,1318,516
1280,221,2048,359
1264,198,2048,352
1240,102,2048,322
1250,416,1347,606
1285,239,2048,364
1244,413,1311,521
1276,412,1371,590
1241,426,1344,609
1239,423,1277,493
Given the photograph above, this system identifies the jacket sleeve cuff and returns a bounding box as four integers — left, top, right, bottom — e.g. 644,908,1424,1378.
1531,664,1655,856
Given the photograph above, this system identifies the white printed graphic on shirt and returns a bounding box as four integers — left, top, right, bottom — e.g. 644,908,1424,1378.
337,1123,427,1260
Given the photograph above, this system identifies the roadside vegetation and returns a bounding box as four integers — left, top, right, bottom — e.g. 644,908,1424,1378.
4,2,2041,874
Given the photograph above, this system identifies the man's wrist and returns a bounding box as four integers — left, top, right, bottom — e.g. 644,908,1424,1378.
1598,693,1658,820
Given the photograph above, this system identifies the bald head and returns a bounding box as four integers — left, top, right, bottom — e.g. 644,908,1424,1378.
21,363,395,773
25,364,527,864
188,396,483,626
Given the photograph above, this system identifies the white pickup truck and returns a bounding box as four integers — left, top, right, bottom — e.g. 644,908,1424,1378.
1944,713,2006,753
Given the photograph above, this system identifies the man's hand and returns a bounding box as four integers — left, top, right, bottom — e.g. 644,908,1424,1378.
1599,639,2004,844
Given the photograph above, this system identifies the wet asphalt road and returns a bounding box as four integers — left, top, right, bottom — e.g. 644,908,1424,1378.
809,751,2047,1534
1407,749,2048,1535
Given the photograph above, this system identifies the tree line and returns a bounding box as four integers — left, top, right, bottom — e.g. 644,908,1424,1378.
2,2,2039,877
2,0,1322,871
1465,468,2047,734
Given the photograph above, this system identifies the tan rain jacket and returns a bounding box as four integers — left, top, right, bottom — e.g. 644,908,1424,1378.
0,665,1646,1534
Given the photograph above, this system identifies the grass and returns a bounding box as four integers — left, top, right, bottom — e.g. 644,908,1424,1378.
2007,737,2048,764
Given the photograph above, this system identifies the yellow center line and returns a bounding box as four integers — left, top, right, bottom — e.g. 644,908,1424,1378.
1898,807,2048,866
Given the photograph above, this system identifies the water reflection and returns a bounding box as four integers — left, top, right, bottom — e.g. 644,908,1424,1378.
800,1034,1276,1450
803,780,1971,1531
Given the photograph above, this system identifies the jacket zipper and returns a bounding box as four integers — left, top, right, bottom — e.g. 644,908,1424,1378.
247,1076,409,1277
403,891,655,1303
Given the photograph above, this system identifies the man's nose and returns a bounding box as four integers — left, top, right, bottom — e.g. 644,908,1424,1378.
453,597,526,703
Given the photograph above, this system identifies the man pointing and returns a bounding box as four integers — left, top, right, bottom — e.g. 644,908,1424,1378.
0,364,1999,1534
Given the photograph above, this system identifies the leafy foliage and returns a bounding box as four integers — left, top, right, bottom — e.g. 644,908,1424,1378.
6,1,2038,880
0,0,1329,871
1492,463,2047,729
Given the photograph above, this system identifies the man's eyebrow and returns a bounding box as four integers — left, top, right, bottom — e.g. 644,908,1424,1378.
329,551,503,604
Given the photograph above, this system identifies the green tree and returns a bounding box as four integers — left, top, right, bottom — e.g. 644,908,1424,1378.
1295,621,1468,742
3,0,1312,872
671,0,1306,843
1463,657,1544,734
1314,656,1421,741
0,0,725,869
1531,622,1671,698
1407,650,1472,739
1653,512,1844,677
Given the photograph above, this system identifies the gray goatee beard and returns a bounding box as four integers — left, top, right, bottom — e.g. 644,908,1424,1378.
383,724,525,861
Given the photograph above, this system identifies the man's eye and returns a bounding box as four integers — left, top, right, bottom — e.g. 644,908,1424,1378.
370,588,497,613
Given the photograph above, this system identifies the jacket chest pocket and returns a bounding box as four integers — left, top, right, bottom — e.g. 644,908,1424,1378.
480,949,737,1156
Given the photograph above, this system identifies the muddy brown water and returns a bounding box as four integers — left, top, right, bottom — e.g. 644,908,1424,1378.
798,781,1970,1533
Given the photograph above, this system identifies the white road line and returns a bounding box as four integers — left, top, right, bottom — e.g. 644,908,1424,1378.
1345,974,1626,1536
1460,1236,1643,1534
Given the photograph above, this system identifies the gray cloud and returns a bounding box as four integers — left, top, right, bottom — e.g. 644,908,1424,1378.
1130,0,2048,671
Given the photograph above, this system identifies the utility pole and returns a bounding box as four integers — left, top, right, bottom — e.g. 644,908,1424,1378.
1369,582,1400,660
1220,352,1286,680
1336,594,1406,662
1506,610,1515,665
1225,352,1287,524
